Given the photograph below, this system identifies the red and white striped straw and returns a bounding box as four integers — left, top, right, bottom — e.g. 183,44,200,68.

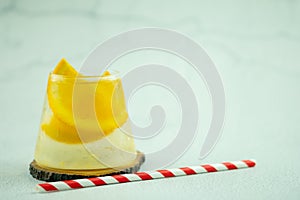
37,159,256,192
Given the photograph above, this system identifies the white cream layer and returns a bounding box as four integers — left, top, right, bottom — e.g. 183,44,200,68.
34,121,137,170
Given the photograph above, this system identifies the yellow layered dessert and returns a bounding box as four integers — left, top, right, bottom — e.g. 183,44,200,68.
34,59,137,170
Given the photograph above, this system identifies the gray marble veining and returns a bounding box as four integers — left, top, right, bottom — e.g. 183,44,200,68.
0,0,300,199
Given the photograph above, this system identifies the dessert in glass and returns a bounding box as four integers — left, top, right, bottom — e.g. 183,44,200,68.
30,59,144,181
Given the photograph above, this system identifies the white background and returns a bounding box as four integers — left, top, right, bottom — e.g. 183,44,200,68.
0,0,300,199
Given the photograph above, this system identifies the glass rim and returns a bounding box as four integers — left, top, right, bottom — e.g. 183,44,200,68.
49,69,120,81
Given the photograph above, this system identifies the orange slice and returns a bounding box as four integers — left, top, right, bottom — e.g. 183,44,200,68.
41,115,104,144
52,58,78,76
43,58,128,144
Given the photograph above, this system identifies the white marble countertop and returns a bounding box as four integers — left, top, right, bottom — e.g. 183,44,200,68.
0,0,300,199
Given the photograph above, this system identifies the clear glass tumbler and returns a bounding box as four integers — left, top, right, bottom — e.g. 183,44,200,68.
34,71,137,170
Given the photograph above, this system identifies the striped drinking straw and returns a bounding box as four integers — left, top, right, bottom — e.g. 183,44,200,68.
37,159,256,192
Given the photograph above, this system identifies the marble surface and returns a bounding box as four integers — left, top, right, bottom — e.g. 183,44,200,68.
0,0,300,199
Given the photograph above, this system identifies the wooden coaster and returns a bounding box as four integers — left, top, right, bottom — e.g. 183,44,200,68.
29,151,145,182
